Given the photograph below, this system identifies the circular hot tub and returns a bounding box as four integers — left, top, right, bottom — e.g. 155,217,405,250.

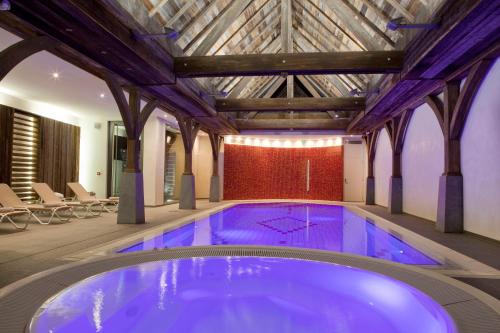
0,247,498,333
29,257,456,333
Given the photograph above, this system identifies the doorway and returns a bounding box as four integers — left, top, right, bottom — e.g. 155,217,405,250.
343,142,366,202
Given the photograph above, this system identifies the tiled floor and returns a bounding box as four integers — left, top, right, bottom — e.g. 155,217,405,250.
359,204,500,299
0,200,226,287
0,201,498,299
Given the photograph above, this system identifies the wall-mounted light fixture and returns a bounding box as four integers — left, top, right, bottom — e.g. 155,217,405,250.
387,17,439,31
134,27,178,40
0,0,11,11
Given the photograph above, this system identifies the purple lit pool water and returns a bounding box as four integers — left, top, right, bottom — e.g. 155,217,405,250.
120,203,438,265
29,257,456,333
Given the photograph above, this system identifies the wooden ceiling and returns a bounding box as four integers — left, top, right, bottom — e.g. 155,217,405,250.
134,0,446,128
141,0,443,100
2,0,496,134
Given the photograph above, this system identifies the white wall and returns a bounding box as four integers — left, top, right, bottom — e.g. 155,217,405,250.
402,104,444,221
193,135,213,199
374,128,392,207
0,90,109,197
462,59,500,240
142,110,166,206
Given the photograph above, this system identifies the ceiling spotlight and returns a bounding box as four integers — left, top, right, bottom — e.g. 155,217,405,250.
0,0,11,11
387,17,439,31
99,93,105,98
51,72,60,79
134,27,179,40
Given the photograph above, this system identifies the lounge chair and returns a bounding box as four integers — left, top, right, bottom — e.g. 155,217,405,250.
67,182,119,213
0,183,72,225
0,207,30,230
32,183,103,218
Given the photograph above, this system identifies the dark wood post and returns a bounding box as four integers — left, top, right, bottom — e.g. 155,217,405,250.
426,60,492,232
208,131,223,202
176,116,200,209
364,130,379,205
106,77,159,224
385,109,413,214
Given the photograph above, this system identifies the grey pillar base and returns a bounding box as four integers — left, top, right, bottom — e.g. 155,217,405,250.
436,175,463,233
366,177,375,205
209,175,221,202
388,176,403,214
117,172,145,224
179,174,196,209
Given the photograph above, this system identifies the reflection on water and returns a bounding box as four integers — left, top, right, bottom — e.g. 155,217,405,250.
121,203,438,265
30,257,455,333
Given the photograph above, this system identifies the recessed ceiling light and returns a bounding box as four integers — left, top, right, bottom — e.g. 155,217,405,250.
51,72,60,79
99,93,105,98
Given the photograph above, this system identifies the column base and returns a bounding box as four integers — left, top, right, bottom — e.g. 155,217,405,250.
117,171,145,224
180,174,196,209
209,175,221,202
366,177,375,205
436,175,463,233
388,176,403,214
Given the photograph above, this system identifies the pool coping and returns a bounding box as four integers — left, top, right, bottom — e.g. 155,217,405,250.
0,246,499,333
64,200,500,278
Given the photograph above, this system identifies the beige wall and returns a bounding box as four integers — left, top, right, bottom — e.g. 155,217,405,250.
172,134,214,200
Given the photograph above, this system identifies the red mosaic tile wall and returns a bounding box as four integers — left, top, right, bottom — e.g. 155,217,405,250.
223,145,343,200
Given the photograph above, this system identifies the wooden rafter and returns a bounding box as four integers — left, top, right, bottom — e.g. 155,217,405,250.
175,50,403,77
236,118,350,130
191,0,253,56
212,0,275,55
178,0,220,40
165,0,197,27
305,0,365,51
385,0,415,22
217,97,365,112
148,0,169,18
322,0,383,50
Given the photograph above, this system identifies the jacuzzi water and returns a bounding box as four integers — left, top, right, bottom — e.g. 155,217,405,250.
29,257,456,333
120,203,438,265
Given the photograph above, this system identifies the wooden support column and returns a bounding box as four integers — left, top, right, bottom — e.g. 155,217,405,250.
176,116,200,209
425,60,493,232
364,130,379,205
106,76,159,224
0,36,56,82
384,110,413,214
208,132,223,202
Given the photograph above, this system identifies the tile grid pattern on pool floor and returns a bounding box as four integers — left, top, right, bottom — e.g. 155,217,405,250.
120,203,439,265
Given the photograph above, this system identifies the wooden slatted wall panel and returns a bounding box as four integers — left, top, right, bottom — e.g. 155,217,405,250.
0,106,14,185
38,118,80,197
10,111,40,203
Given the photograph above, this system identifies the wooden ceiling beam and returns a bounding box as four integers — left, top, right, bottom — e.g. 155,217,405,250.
236,118,350,130
216,97,365,112
175,51,403,77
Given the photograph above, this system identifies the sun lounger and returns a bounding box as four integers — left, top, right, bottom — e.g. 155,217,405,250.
0,206,30,230
0,183,72,224
67,182,119,213
32,183,103,218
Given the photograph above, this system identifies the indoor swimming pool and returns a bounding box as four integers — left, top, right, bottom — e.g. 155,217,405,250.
119,203,438,265
28,257,456,333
